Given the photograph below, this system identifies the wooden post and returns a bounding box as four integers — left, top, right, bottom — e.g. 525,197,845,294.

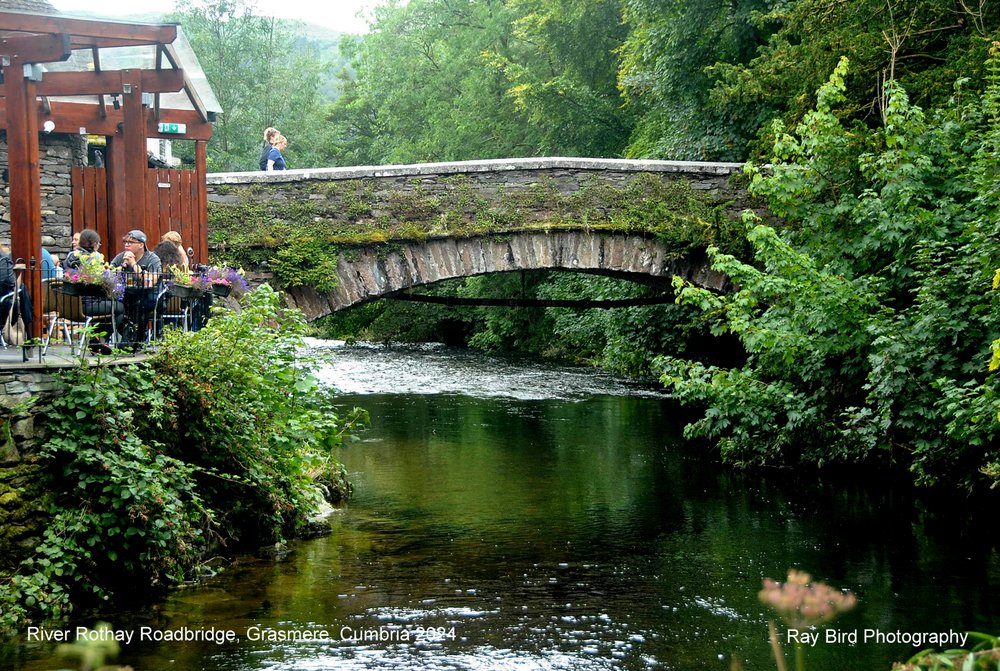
107,68,148,248
195,140,208,265
4,58,43,339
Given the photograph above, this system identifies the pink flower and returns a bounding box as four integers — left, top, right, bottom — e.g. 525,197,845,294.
759,569,857,628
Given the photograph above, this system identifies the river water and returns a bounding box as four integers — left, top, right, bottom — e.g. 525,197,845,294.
6,342,1000,670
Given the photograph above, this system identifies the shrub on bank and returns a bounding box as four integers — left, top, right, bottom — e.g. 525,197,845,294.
0,286,366,631
659,50,1000,491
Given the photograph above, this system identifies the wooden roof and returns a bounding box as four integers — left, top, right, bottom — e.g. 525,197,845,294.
0,9,221,141
1,9,217,340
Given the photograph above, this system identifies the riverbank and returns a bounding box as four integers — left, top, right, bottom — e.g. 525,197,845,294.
5,341,997,670
0,287,363,633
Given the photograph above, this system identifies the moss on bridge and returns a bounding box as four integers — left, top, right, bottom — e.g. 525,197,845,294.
208,165,750,292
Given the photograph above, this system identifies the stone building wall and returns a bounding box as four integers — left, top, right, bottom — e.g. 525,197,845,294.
0,132,88,258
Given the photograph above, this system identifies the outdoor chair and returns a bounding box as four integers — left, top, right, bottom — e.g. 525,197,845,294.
40,278,71,350
153,286,194,337
43,281,117,356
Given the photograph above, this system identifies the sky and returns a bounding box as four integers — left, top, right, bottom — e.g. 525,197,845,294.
48,0,383,34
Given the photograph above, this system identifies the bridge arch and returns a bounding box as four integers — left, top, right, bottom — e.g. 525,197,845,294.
283,230,729,321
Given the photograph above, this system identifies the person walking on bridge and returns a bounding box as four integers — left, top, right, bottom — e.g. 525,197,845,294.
259,127,279,171
264,133,288,172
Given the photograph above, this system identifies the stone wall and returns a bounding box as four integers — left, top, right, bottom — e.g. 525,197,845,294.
206,157,752,232
0,366,65,571
0,132,88,258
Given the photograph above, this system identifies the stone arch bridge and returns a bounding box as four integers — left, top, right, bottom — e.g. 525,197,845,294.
281,231,730,320
207,157,749,321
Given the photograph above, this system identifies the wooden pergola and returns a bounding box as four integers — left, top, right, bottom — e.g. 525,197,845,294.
0,9,218,338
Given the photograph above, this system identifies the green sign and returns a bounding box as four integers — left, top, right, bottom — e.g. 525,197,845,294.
157,122,187,134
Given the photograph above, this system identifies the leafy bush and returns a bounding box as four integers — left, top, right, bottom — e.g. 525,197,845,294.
0,286,365,630
659,49,1000,490
893,633,1000,670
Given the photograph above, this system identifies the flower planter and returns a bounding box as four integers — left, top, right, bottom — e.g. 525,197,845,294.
170,284,204,299
210,283,232,298
58,282,108,298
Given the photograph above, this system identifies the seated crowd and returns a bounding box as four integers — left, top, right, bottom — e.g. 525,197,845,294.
3,228,217,356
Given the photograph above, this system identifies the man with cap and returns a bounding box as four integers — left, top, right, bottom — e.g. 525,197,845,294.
111,229,162,274
111,230,162,346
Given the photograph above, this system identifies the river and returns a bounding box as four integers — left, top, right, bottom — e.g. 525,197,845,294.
5,342,999,670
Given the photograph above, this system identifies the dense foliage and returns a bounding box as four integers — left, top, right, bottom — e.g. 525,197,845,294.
186,0,999,490
179,0,996,169
0,288,364,630
327,0,995,164
659,50,1000,490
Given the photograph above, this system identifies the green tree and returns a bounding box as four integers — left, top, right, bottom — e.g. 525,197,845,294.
660,53,1000,490
618,0,775,160
327,0,633,164
708,0,1000,155
172,0,333,171
485,0,634,156
327,0,528,164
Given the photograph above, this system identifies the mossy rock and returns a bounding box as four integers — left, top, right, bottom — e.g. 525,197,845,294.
0,463,50,571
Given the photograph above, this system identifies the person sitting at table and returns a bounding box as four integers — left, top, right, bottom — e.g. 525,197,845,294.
152,241,184,270
63,230,121,355
110,230,161,346
160,231,189,269
41,247,56,280
0,245,35,346
111,230,162,275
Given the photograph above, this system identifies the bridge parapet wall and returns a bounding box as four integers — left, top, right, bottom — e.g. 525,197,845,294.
206,157,750,236
206,158,750,319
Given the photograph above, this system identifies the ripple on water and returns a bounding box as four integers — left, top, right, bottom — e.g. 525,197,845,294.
367,606,501,621
257,646,628,670
305,340,668,401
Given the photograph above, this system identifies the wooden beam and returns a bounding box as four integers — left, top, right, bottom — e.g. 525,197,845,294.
106,136,126,247
195,141,208,264
0,11,177,45
37,69,185,96
0,32,71,63
0,99,215,140
91,45,108,118
117,69,148,237
69,36,173,50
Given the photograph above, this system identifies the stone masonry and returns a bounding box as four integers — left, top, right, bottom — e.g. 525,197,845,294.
284,231,730,320
207,157,749,319
0,133,87,257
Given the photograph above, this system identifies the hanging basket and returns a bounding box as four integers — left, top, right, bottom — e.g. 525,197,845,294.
58,282,107,298
210,283,232,298
170,284,204,299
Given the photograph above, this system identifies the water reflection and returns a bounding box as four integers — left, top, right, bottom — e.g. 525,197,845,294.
5,343,998,671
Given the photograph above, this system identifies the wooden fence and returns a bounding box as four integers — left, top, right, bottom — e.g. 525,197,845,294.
71,166,208,265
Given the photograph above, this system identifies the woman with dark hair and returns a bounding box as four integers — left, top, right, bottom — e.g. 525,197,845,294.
153,241,184,269
64,229,122,354
160,230,189,268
